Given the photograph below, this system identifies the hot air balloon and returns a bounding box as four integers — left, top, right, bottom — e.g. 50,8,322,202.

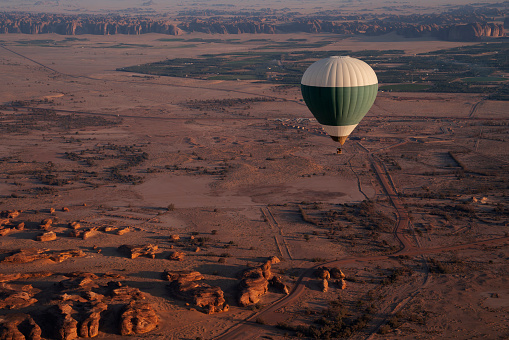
301,56,378,154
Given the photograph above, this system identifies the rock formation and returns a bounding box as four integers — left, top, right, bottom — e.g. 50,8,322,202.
0,283,39,309
440,22,505,41
0,12,504,42
118,244,158,259
269,276,290,295
330,267,346,280
165,270,228,314
49,303,79,340
321,279,329,293
1,210,22,219
119,301,159,335
237,256,282,307
78,302,108,338
39,218,53,230
0,313,42,340
36,231,57,242
314,266,347,291
0,272,160,338
2,248,85,264
168,251,185,261
314,267,331,280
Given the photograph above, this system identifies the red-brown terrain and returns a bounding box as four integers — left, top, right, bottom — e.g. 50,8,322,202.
0,1,508,339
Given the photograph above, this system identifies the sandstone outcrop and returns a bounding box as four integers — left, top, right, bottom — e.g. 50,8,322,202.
39,218,53,230
0,12,504,42
165,270,228,314
0,313,41,340
237,257,282,307
314,267,331,280
0,272,52,283
321,279,329,293
78,302,108,338
68,222,80,229
0,283,39,309
269,276,290,295
1,210,22,219
36,231,57,242
119,301,159,335
2,248,85,264
49,303,79,340
0,272,159,339
168,251,185,261
330,267,346,280
314,266,347,291
116,227,130,235
107,281,145,301
162,270,204,282
439,23,505,41
118,244,158,259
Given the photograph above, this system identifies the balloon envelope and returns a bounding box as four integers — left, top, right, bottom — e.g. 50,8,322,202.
301,56,378,145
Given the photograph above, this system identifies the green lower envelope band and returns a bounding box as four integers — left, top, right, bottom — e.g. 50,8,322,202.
301,83,378,126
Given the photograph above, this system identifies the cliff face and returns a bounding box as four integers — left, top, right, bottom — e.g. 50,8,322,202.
440,23,505,41
0,14,182,35
0,12,505,41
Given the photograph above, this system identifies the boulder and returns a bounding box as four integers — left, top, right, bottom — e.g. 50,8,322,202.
119,301,158,336
169,234,180,241
168,251,185,261
118,244,158,259
15,222,25,230
0,313,41,340
62,207,70,212
36,231,57,242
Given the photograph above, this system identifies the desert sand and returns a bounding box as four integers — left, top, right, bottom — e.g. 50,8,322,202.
0,17,508,340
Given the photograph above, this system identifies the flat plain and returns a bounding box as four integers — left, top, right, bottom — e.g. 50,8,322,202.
0,24,508,340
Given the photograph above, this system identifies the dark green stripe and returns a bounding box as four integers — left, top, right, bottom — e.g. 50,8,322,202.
301,84,378,126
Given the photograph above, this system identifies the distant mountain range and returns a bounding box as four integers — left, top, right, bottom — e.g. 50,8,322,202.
0,12,505,42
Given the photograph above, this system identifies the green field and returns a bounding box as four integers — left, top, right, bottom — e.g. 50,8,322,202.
117,42,509,97
379,84,432,92
462,77,507,82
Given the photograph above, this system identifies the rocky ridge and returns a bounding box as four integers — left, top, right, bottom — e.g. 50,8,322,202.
0,12,504,41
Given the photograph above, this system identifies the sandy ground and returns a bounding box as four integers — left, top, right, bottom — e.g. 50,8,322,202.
0,31,508,340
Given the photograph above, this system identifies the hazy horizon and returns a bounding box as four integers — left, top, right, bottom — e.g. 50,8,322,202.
0,0,506,15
